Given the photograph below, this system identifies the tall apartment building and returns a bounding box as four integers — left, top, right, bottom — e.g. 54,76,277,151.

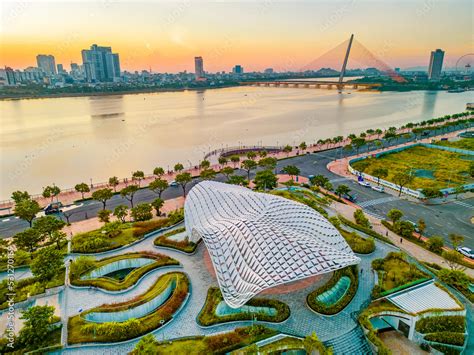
36,54,57,75
194,56,204,79
428,49,444,80
81,44,121,82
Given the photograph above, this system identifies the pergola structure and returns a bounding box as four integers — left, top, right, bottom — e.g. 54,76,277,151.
184,181,360,308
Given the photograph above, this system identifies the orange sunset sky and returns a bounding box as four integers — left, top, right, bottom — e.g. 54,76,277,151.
1,0,472,73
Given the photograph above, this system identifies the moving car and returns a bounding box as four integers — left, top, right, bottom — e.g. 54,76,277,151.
44,202,63,215
371,185,385,193
170,180,178,187
358,181,371,187
343,193,357,202
457,247,474,259
407,220,420,233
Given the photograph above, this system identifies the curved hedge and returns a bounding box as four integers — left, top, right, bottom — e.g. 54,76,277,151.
197,287,290,326
68,272,189,344
424,332,465,346
339,228,375,254
415,315,465,334
154,227,197,253
69,252,179,291
307,266,358,315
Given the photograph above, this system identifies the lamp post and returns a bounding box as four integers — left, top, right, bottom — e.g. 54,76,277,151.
159,319,165,342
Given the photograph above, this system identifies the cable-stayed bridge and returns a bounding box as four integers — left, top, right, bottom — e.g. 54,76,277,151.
241,34,404,90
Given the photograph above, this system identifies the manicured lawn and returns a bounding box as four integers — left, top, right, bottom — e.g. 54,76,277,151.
371,252,429,297
197,287,290,326
69,252,179,291
68,272,189,344
351,145,473,190
434,138,474,151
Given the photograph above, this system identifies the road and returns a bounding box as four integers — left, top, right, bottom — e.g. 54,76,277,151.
1,124,473,248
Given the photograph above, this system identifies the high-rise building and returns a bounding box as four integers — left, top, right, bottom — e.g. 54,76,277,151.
428,49,444,81
264,68,274,74
232,65,243,74
194,56,204,79
36,54,57,75
57,64,65,74
81,44,121,82
3,67,17,85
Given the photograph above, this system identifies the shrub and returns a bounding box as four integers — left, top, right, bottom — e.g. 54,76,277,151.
353,209,370,228
415,315,465,334
430,343,461,355
340,229,375,254
424,332,465,346
427,236,444,253
154,227,197,253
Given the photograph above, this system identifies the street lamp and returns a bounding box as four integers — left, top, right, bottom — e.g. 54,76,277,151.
159,319,165,342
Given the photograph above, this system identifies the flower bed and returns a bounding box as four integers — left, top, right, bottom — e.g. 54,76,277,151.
197,287,290,326
67,272,189,344
69,252,179,291
306,266,358,315
154,227,198,253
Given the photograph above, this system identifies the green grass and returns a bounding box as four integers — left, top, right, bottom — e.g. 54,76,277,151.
68,272,189,344
197,287,290,326
434,138,474,151
270,189,328,218
69,252,179,291
351,145,473,190
0,269,65,310
371,252,429,297
154,227,197,253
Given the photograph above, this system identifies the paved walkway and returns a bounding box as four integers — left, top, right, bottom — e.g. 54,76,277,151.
55,221,394,354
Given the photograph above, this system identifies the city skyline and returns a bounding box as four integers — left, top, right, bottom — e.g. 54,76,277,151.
1,0,472,72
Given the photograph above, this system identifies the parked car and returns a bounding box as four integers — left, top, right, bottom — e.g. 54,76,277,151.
406,220,420,233
44,202,63,215
457,247,474,259
358,181,371,188
343,193,357,202
170,180,178,187
371,185,385,193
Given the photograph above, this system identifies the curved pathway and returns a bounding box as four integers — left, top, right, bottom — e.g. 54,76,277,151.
56,225,396,354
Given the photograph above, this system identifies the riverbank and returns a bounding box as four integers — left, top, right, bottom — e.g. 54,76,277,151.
0,84,241,101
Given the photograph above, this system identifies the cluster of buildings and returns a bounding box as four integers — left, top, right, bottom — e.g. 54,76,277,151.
1,45,469,89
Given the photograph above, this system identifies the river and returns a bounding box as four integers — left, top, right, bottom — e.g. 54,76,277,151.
0,86,471,199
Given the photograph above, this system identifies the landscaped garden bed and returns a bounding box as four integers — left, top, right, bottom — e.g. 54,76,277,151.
69,252,179,291
339,228,375,254
67,271,189,344
337,215,392,244
371,252,430,298
71,209,184,253
307,266,358,315
433,138,474,151
154,227,198,253
131,325,277,355
351,145,473,190
197,287,290,326
423,262,474,302
270,189,329,218
0,269,65,310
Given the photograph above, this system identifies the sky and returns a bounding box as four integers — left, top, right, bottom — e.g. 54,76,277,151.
1,0,472,73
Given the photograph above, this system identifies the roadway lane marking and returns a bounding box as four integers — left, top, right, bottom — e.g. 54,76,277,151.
452,200,474,209
363,210,385,220
358,196,398,208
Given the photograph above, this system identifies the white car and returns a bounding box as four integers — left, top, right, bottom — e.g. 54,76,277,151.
457,247,474,260
358,181,371,188
170,180,178,187
371,185,385,193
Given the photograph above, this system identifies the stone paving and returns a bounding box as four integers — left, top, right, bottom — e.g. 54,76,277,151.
57,225,396,354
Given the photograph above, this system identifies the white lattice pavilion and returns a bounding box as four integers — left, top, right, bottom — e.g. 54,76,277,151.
184,181,360,308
